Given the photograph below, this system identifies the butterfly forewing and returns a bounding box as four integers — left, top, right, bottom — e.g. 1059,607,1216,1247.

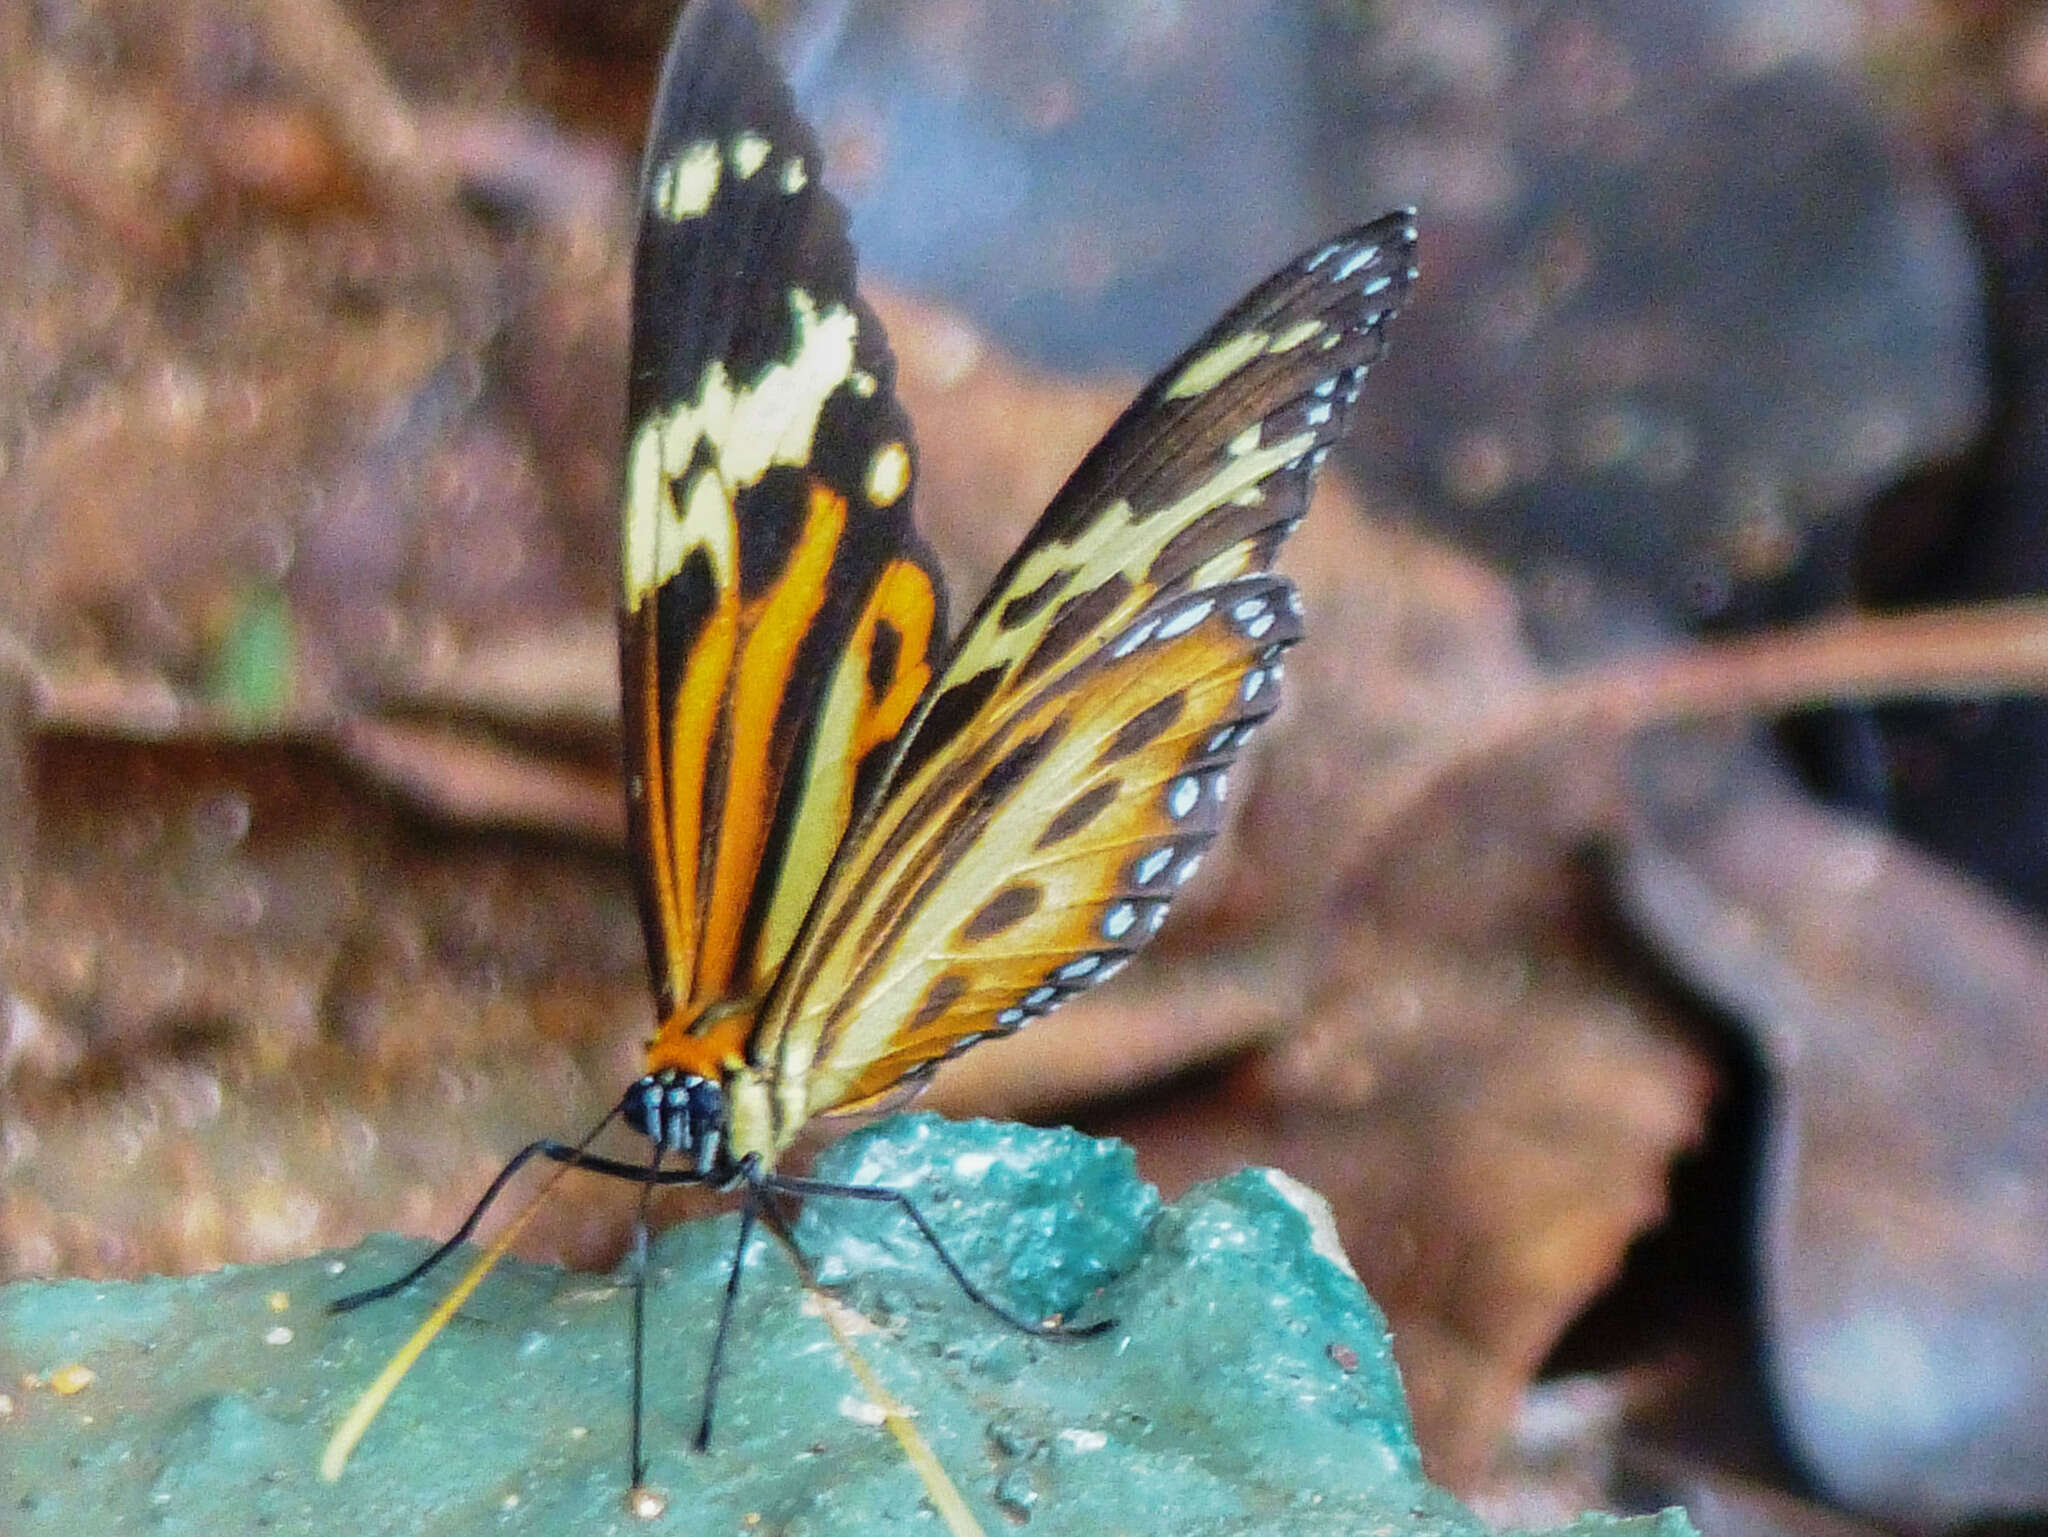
622,1,948,1024
748,217,1418,1138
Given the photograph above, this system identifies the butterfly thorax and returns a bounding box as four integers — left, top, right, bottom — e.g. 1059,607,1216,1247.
633,997,781,1173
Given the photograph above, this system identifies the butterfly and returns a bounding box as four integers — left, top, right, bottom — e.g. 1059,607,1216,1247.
324,0,1416,1496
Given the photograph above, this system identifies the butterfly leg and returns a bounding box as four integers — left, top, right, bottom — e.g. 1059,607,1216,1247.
764,1173,1115,1339
694,1170,763,1450
328,1137,599,1312
628,1139,664,1489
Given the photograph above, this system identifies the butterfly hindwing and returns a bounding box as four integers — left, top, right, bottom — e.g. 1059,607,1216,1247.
797,574,1305,1117
747,216,1419,1138
621,0,947,1025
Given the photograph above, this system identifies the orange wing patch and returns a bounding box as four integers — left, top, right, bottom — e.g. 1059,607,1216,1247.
699,481,848,996
751,551,939,974
627,472,942,1057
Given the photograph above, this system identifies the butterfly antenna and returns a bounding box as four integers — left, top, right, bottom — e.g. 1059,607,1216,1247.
320,1103,622,1481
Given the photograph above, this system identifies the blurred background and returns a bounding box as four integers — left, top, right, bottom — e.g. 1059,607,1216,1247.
2,0,2045,1530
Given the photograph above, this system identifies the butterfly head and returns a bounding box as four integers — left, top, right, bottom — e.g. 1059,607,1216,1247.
622,1066,731,1177
628,994,769,1176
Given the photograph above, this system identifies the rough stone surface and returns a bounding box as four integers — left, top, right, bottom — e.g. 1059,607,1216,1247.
0,1115,1697,1537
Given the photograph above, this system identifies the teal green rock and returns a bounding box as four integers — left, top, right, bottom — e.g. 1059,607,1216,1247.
0,1114,1696,1536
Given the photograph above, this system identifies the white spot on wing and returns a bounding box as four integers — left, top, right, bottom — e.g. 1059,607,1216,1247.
1335,244,1380,282
730,131,771,178
865,441,911,507
1103,903,1138,940
1134,848,1174,886
1111,619,1160,659
652,140,721,220
1157,599,1214,640
1168,777,1201,819
781,157,808,194
623,287,860,607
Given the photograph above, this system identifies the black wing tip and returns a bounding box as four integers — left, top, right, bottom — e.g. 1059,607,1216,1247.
668,0,756,51
1295,215,1420,289
644,0,784,170
628,0,916,467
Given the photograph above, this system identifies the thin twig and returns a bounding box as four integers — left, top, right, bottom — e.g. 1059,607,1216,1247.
1346,597,2048,856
